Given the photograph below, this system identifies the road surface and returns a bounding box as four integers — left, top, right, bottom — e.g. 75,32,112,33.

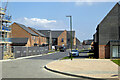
2,51,71,78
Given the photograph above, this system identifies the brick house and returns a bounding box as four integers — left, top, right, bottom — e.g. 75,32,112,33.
28,27,47,45
38,30,77,48
10,22,39,47
93,3,120,58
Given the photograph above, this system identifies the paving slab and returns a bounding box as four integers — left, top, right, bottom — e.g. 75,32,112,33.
46,59,120,79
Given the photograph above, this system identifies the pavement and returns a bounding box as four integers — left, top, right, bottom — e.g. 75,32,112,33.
45,58,120,79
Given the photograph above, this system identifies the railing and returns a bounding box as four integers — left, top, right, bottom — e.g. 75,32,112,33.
0,26,11,31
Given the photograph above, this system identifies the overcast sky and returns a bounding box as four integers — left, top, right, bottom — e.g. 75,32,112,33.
2,2,117,41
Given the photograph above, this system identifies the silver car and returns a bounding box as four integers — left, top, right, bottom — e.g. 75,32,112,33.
69,50,79,57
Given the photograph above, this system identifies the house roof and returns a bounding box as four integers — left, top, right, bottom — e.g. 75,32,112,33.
38,30,75,38
38,30,64,38
28,27,45,37
15,23,38,36
11,38,28,44
38,30,51,37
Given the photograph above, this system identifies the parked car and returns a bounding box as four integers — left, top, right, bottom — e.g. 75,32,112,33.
69,50,79,57
59,46,66,52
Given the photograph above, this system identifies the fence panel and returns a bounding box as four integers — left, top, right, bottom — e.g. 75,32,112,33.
44,46,49,54
21,47,27,57
1,46,49,59
36,47,40,55
39,47,42,54
28,47,32,56
14,47,22,58
40,47,44,54
32,47,38,55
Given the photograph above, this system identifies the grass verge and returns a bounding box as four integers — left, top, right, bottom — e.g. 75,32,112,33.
62,56,74,60
111,59,120,66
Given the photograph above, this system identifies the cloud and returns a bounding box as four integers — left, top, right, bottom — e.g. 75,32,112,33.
75,0,119,6
24,17,56,24
13,17,68,30
75,1,93,6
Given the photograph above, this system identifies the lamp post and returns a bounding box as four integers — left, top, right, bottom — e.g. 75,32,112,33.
66,15,73,60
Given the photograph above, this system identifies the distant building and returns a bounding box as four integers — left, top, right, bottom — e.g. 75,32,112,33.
93,3,120,58
38,30,77,48
76,38,81,48
82,39,93,50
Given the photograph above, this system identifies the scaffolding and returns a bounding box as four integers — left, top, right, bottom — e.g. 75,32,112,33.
0,1,12,59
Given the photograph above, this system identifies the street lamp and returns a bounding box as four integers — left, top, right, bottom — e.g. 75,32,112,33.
66,15,73,60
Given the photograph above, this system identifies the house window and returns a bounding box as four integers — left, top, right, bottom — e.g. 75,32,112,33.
61,38,64,42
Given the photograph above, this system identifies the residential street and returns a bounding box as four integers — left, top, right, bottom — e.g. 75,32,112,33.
2,51,73,78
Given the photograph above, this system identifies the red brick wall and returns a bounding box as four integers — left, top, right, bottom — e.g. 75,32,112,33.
99,45,105,58
28,27,47,45
58,30,67,46
99,45,110,58
105,45,110,58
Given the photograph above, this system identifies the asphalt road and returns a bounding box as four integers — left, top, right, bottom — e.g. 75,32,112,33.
2,51,72,78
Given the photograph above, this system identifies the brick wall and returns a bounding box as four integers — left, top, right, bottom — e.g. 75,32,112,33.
99,45,105,58
105,45,110,58
99,45,110,58
40,37,47,45
28,27,47,45
58,30,67,46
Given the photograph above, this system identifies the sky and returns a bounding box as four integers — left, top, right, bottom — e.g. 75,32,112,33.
1,2,117,41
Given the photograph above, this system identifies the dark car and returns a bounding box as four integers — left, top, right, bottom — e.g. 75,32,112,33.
59,46,66,52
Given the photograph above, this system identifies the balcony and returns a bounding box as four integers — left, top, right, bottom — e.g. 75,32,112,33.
0,26,11,32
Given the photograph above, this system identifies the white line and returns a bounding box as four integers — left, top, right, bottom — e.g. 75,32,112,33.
0,52,54,62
